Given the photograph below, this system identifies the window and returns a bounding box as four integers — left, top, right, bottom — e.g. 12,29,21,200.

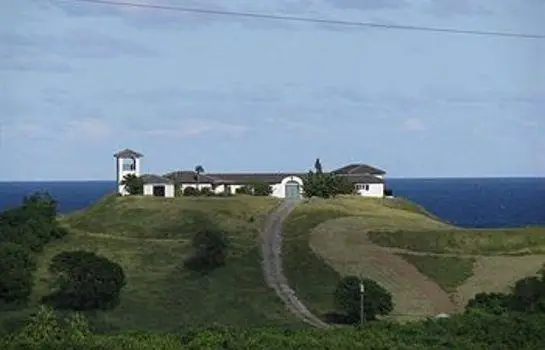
355,184,369,191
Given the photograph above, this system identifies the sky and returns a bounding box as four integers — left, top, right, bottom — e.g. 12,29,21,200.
1,0,544,180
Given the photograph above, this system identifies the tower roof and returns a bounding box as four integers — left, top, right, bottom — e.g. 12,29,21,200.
114,148,144,158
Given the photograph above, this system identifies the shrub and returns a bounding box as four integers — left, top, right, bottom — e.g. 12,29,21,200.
466,292,512,315
183,186,199,196
235,186,253,195
0,242,36,304
334,276,393,323
120,174,143,195
199,187,214,196
252,182,273,196
42,251,126,311
184,228,229,273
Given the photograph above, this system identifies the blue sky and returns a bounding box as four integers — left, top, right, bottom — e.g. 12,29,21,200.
1,0,544,180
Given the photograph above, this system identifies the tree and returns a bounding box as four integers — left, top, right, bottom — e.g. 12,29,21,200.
0,192,67,252
194,165,205,191
314,158,323,174
184,228,228,273
510,275,545,313
0,242,36,304
235,185,253,195
120,174,143,195
251,181,273,196
42,251,126,311
334,276,393,323
466,292,512,315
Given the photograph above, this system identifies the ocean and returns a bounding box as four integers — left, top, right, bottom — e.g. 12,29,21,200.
0,178,544,229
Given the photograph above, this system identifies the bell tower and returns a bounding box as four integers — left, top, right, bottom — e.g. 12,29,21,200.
114,148,143,195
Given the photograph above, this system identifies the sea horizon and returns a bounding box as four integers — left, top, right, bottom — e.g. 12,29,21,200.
1,177,544,230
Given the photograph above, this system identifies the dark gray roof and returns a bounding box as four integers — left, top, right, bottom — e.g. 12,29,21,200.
164,170,384,185
331,164,386,175
140,174,173,185
114,148,144,159
208,173,307,184
164,171,220,184
339,174,384,184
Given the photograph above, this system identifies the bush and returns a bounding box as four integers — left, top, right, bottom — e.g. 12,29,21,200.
252,182,273,196
235,186,253,195
0,242,36,304
183,186,199,196
466,292,512,315
42,251,126,311
199,187,214,196
333,276,393,323
0,191,65,252
184,228,228,273
120,174,143,195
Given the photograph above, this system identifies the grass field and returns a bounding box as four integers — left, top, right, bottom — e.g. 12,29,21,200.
396,254,475,292
282,196,545,320
2,195,308,334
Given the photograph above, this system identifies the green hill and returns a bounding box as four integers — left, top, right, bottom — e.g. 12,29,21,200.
3,195,304,333
3,194,545,333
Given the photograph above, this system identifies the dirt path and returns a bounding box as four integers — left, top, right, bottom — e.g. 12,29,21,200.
262,200,329,328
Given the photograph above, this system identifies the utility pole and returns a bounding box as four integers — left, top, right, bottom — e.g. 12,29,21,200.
360,280,365,326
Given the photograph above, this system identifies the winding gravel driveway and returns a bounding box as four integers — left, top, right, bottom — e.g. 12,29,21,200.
262,199,329,328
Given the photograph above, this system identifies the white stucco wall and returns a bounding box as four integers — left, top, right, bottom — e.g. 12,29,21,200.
116,157,141,195
355,183,384,197
271,176,304,198
143,183,175,198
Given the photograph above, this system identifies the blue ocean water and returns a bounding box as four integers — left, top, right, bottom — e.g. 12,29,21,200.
0,178,544,229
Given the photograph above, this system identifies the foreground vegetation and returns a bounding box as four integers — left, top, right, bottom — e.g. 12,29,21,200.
2,306,545,349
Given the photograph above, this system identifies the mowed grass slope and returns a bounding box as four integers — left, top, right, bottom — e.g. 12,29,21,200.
282,196,545,319
6,195,306,333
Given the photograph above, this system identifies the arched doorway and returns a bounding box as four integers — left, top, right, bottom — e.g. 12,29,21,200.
285,180,301,199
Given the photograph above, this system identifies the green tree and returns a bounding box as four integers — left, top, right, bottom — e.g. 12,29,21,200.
183,186,199,196
334,276,393,323
184,228,228,273
466,292,512,315
120,174,143,195
235,185,253,195
0,242,36,304
42,251,126,311
251,181,273,196
194,165,205,191
314,158,323,174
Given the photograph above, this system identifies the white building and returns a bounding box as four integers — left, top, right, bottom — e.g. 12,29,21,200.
114,148,386,199
114,149,175,198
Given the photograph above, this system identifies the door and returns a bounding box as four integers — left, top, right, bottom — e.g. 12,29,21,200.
285,181,300,199
153,185,166,197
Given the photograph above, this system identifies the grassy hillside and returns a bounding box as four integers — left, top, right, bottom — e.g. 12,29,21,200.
2,195,307,333
282,196,545,320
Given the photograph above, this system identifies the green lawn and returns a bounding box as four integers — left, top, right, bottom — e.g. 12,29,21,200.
368,227,545,255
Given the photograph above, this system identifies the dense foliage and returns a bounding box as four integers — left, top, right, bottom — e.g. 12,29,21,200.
184,227,229,273
334,276,393,323
235,182,273,196
42,250,126,311
120,174,143,195
0,192,67,305
2,306,545,349
0,242,36,303
303,158,354,198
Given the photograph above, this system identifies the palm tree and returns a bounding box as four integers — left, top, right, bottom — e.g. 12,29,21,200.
194,165,204,191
